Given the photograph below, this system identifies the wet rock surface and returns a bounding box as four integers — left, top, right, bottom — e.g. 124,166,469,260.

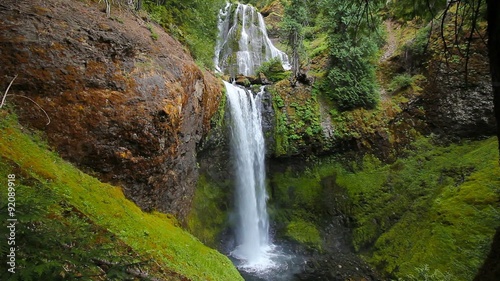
423,63,496,138
0,0,223,220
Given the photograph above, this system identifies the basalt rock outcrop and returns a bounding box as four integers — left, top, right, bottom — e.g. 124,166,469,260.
0,0,222,220
423,57,496,138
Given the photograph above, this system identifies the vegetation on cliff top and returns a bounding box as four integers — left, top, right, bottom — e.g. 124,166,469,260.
270,80,323,157
142,0,226,68
0,112,242,281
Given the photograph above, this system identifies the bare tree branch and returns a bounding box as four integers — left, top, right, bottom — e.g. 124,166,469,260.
0,74,17,109
440,1,453,68
463,0,483,85
1,75,51,125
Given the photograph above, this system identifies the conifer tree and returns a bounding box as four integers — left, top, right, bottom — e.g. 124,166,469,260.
281,0,308,81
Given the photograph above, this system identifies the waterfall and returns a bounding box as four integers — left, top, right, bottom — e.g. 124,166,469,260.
214,3,290,76
216,2,293,273
224,81,272,267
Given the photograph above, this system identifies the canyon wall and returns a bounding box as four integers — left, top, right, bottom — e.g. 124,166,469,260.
0,0,222,220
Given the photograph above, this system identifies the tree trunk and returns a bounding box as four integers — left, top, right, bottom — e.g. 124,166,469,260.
473,1,500,280
293,29,300,78
488,0,500,151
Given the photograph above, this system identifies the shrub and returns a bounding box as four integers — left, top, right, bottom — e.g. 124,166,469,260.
321,44,380,110
320,0,381,110
255,57,290,82
389,73,413,92
146,23,158,41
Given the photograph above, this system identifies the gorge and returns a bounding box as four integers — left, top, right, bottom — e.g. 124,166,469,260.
1,0,499,281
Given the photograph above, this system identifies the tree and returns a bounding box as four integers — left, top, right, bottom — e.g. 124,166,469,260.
473,1,500,280
486,0,500,154
281,0,308,82
319,0,382,110
387,0,446,21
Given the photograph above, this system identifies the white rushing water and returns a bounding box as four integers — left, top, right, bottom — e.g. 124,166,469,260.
217,2,296,274
214,3,290,76
224,81,275,270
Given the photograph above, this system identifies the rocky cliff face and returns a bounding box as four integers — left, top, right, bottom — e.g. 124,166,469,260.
0,0,223,220
424,60,496,138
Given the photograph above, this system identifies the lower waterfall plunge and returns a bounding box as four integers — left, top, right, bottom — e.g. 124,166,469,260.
224,83,301,281
217,2,299,278
224,81,276,270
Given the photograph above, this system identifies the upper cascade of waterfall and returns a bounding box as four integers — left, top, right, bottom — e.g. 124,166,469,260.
214,2,291,77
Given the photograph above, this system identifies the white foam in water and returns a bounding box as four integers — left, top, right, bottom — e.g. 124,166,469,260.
219,3,297,277
232,244,277,271
232,246,302,281
224,81,270,267
224,83,299,278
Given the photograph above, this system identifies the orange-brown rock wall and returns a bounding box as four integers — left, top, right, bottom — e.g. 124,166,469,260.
0,0,222,220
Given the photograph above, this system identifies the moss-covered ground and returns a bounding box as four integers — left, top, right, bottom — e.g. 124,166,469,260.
268,136,500,280
187,175,231,248
0,112,242,281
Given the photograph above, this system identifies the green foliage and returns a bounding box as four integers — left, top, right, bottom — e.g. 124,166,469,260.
146,23,158,41
210,87,227,129
286,219,322,250
388,73,413,92
269,136,500,280
281,0,308,77
270,82,323,156
241,0,273,8
401,25,431,68
409,25,431,55
304,33,328,59
323,50,379,110
255,57,290,82
0,167,144,280
387,0,446,21
274,93,285,108
0,113,243,281
143,0,226,68
319,0,381,110
400,265,453,281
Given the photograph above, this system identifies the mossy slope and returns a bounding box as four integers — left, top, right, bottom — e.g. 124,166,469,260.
0,112,242,281
269,136,500,280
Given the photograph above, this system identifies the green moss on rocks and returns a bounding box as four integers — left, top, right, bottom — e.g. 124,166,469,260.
187,175,230,248
255,57,290,82
269,136,500,280
362,138,500,280
269,80,323,156
0,112,243,281
211,84,227,129
286,219,322,250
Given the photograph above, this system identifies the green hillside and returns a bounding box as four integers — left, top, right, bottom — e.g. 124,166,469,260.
0,112,242,281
